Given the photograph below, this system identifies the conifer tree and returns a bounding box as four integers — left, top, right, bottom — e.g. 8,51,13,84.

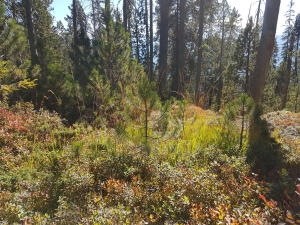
293,14,300,111
0,2,36,101
276,0,295,109
158,0,172,99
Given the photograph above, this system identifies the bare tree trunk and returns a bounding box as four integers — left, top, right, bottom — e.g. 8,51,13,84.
280,35,295,109
135,19,140,62
295,35,299,111
12,0,16,19
145,0,149,73
123,0,128,31
245,37,251,93
172,0,179,98
176,0,186,99
24,0,37,66
216,4,226,111
91,0,96,36
244,19,253,93
73,0,77,43
255,0,262,26
150,0,154,81
250,0,281,103
158,0,170,99
195,0,205,105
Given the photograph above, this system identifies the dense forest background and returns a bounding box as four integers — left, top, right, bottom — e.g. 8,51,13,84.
1,0,300,124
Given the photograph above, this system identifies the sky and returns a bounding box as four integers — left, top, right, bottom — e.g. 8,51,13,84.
51,0,299,35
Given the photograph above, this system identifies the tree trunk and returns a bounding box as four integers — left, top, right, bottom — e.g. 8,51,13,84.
195,0,205,105
24,0,37,66
123,0,128,31
295,36,299,111
176,0,186,99
255,0,262,26
216,2,226,111
249,0,281,104
135,19,140,62
245,24,252,93
73,0,77,43
150,0,154,81
145,0,149,73
158,0,170,99
280,34,295,109
172,0,179,98
12,0,16,19
91,0,96,36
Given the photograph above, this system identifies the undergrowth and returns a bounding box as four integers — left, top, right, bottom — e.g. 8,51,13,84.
0,101,299,224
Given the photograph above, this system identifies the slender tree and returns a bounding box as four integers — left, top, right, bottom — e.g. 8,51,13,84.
195,0,205,105
24,0,37,66
280,0,295,109
158,0,171,99
177,0,186,98
216,0,227,111
255,0,262,26
294,14,300,111
123,0,128,31
149,0,154,81
145,0,149,72
249,0,281,103
73,0,77,43
281,34,295,109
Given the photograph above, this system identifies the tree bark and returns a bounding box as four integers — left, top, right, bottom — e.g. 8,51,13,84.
216,1,226,111
123,0,128,31
255,0,262,26
295,14,300,111
245,21,253,93
158,0,170,99
91,0,96,36
24,0,37,66
150,0,154,81
295,34,299,111
176,0,186,99
135,18,140,62
145,0,149,73
73,0,77,43
249,0,281,104
195,0,205,105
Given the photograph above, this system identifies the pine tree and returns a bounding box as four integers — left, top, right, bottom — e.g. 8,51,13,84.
66,0,92,86
0,2,36,101
293,14,300,111
277,0,295,109
195,0,205,106
87,4,147,126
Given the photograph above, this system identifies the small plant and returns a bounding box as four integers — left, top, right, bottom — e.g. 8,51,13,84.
126,76,171,154
224,93,254,151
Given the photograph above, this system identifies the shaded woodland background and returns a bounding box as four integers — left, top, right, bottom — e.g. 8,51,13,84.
1,0,300,123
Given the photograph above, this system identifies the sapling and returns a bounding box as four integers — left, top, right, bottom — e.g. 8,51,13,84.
126,76,171,155
224,93,254,151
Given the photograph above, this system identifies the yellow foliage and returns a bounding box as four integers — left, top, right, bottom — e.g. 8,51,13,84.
0,60,37,97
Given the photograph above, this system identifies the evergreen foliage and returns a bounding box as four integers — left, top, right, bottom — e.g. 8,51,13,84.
0,2,36,101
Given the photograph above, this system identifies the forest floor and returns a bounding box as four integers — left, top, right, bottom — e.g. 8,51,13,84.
1,102,300,224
